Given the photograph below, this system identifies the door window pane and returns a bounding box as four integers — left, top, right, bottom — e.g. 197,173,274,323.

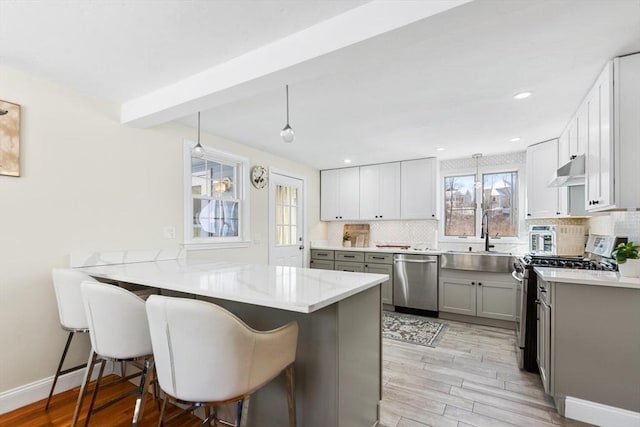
482,172,518,237
444,175,476,236
275,184,298,246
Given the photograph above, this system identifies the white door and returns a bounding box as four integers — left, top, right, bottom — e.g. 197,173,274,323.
269,171,304,267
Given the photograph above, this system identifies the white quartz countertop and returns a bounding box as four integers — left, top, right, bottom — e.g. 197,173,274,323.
75,258,388,313
311,245,443,255
534,267,640,289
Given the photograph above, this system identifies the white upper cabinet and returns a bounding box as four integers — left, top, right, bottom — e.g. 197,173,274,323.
321,158,439,221
320,168,360,220
359,163,401,220
586,62,613,210
400,158,438,219
585,54,640,211
526,139,564,218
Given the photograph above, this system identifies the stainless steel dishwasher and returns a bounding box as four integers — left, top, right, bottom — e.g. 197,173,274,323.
393,254,439,315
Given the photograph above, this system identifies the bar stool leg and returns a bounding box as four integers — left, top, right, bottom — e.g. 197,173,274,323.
83,358,106,427
235,396,250,427
157,397,168,427
71,350,98,427
45,331,75,409
132,358,154,426
285,364,296,427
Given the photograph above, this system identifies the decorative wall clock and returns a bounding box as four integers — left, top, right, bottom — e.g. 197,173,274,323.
250,165,268,189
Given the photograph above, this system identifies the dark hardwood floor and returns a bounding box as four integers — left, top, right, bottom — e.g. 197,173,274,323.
0,375,199,426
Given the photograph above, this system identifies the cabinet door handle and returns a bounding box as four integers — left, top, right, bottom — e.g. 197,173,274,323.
343,255,355,258
372,256,385,260
317,253,327,257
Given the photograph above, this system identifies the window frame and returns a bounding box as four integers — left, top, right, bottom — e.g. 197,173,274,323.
439,162,525,244
182,140,251,249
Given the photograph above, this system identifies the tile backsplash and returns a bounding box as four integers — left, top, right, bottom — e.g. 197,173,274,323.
326,220,439,248
589,211,640,243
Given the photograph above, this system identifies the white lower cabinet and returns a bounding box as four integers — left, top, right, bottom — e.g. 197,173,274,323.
439,269,516,321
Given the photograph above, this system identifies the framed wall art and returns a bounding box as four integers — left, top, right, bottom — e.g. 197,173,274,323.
0,99,21,177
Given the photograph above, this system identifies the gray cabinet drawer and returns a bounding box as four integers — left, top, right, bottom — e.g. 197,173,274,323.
309,259,335,270
311,249,335,260
334,261,365,273
364,253,393,264
335,251,365,262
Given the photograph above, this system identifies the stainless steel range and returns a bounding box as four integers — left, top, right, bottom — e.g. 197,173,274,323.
513,234,626,372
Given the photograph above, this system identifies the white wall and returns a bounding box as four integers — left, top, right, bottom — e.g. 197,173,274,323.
0,65,324,395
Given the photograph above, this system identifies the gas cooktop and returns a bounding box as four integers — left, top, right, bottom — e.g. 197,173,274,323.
521,255,616,271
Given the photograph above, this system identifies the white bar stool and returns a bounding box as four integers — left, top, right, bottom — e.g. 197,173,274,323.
73,281,155,427
46,269,100,410
145,295,298,427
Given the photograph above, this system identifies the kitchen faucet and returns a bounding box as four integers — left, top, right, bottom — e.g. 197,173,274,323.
480,211,495,252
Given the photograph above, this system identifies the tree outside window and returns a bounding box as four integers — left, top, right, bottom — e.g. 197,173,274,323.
444,171,518,238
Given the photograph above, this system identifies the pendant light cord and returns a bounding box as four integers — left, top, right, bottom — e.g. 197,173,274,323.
285,84,290,125
197,112,201,145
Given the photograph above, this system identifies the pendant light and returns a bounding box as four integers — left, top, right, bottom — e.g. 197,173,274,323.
192,112,205,158
280,84,294,143
472,153,482,189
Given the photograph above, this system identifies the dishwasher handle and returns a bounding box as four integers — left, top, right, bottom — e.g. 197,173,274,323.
394,258,437,264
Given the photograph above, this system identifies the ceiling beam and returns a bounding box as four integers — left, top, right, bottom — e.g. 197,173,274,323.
120,0,471,127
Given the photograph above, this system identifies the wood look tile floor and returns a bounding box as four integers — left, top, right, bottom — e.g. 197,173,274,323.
379,318,593,427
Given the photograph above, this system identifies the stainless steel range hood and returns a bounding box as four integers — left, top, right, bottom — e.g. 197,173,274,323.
547,154,585,187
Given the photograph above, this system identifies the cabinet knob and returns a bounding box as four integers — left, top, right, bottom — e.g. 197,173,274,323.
379,215,383,218
471,282,476,285
527,213,532,217
431,214,435,217
556,212,561,215
593,200,599,205
478,282,482,286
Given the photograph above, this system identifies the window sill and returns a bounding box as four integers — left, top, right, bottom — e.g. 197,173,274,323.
183,241,251,250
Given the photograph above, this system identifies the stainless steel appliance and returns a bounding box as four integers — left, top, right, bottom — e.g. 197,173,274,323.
514,235,625,372
393,254,439,316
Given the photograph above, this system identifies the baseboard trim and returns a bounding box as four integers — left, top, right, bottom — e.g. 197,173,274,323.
565,396,640,427
0,362,113,415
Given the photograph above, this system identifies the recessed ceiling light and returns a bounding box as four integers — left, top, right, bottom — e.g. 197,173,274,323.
513,91,532,100
344,159,352,164
436,147,446,152
509,137,521,142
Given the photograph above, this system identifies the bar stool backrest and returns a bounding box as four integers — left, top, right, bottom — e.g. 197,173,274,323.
146,295,298,403
81,281,152,360
52,269,98,331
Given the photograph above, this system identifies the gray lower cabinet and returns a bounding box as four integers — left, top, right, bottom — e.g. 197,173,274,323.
364,253,394,305
309,259,335,270
335,261,365,273
310,250,393,305
439,270,515,321
310,249,335,270
536,277,640,415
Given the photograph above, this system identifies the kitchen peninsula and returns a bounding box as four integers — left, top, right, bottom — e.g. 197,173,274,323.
72,255,387,427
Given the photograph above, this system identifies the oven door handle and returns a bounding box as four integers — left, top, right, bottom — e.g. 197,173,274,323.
512,271,524,282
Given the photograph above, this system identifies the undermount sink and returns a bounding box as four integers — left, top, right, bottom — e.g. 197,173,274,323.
441,251,516,273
